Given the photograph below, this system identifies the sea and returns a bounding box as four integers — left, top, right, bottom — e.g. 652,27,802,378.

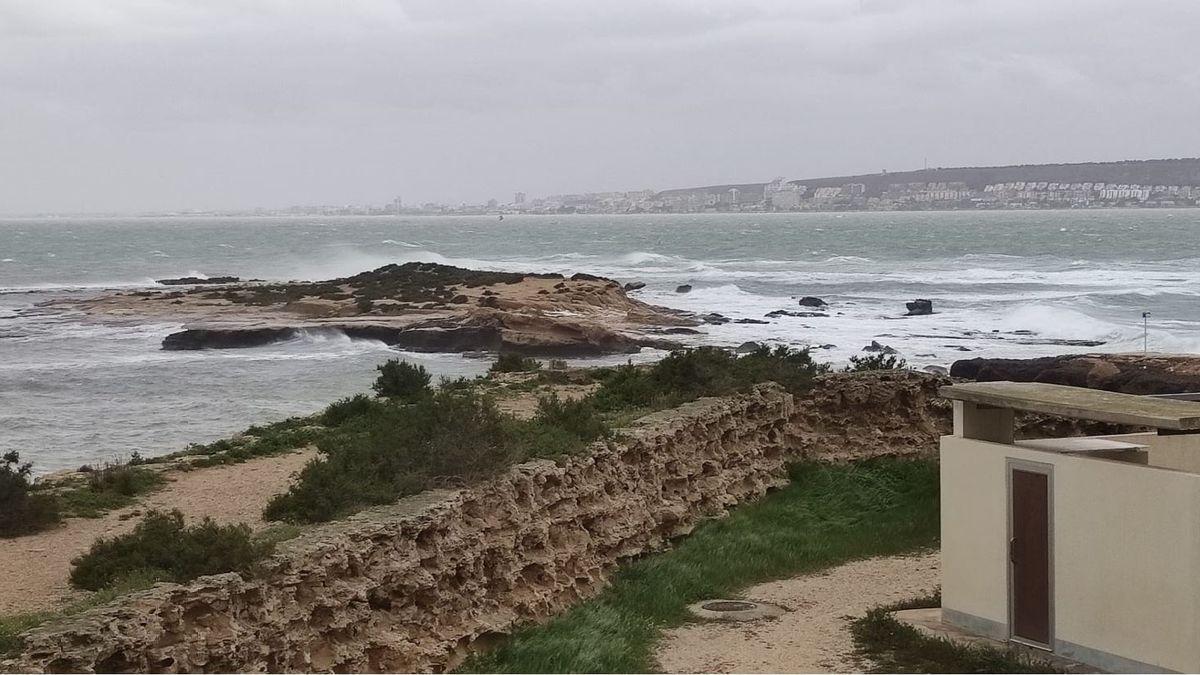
3,210,1200,473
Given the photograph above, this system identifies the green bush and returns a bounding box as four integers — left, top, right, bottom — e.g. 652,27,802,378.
0,452,60,538
265,386,610,524
490,352,542,374
320,393,385,427
69,510,272,591
845,353,908,372
592,345,829,412
372,359,432,400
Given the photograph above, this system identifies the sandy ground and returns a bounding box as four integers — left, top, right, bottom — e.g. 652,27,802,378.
655,551,940,673
0,448,315,616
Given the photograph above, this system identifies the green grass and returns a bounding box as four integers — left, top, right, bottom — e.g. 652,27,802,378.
55,465,166,518
850,593,1063,673
460,458,940,673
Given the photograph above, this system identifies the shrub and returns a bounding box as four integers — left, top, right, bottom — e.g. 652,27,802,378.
592,345,829,411
320,393,385,427
490,353,542,374
265,388,516,523
845,353,908,372
69,510,272,591
372,359,432,400
0,451,60,538
547,359,569,371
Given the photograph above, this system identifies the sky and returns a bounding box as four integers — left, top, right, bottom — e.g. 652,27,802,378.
1,0,1199,214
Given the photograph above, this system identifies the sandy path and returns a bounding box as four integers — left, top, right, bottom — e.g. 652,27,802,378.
655,551,940,673
0,448,315,616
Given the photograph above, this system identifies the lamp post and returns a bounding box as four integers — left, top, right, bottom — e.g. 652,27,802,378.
1143,311,1151,353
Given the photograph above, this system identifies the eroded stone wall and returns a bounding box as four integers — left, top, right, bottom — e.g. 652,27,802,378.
4,372,949,674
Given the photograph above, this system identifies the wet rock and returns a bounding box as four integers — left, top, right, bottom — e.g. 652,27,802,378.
862,340,897,354
734,318,769,325
157,276,240,286
623,281,646,291
923,365,949,376
905,299,933,316
736,341,762,353
699,313,731,325
798,296,827,307
765,310,827,319
675,284,693,294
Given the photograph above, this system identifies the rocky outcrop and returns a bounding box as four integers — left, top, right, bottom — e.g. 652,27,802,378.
675,284,692,293
862,340,897,354
950,353,1200,394
156,276,240,286
4,373,959,674
905,299,933,316
798,296,827,307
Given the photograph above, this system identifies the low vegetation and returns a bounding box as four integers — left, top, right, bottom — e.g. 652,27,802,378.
461,458,939,673
590,345,829,412
57,462,166,518
0,452,60,538
850,592,1061,673
69,509,273,592
490,353,543,374
845,353,908,372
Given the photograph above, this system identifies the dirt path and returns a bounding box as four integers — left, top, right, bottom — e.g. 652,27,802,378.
655,552,940,673
0,449,315,616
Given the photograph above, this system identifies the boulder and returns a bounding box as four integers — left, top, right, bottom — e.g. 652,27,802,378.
798,296,827,307
905,299,933,316
736,341,763,353
862,340,897,354
765,310,827,319
699,313,731,325
675,284,693,294
623,281,646,291
734,318,769,325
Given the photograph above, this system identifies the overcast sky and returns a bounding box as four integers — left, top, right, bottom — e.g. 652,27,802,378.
2,0,1198,214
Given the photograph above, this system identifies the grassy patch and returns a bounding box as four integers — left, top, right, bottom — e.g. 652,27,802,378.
461,458,939,673
850,593,1062,673
56,463,166,518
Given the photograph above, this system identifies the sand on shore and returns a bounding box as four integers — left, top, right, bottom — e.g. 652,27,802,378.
654,552,940,673
0,448,315,616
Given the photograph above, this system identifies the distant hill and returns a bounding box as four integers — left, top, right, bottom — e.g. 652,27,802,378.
655,158,1200,200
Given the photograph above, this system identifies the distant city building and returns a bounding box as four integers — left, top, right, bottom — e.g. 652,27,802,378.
513,191,525,205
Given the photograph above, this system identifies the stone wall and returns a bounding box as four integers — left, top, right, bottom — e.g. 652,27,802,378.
4,372,947,674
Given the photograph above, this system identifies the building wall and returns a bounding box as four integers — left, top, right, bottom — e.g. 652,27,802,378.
942,436,1200,672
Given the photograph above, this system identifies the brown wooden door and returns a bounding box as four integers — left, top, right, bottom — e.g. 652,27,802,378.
1010,468,1051,646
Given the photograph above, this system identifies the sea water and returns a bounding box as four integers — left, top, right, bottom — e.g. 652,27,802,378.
3,210,1199,472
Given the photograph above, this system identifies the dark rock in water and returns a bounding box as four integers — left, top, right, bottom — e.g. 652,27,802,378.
163,327,299,350
157,276,240,286
905,299,934,316
815,343,836,350
765,310,827,318
699,313,731,325
623,281,646,291
949,354,1200,394
675,284,693,294
798,296,827,307
734,318,769,324
916,353,937,358
923,365,950,376
944,345,972,351
569,272,609,283
862,340,897,354
736,341,763,353
655,327,703,335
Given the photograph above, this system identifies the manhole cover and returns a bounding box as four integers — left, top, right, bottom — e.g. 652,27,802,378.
701,601,758,612
688,598,786,622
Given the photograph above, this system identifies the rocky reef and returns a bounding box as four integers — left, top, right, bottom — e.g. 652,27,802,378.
950,353,1200,394
3,372,953,674
53,263,697,357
